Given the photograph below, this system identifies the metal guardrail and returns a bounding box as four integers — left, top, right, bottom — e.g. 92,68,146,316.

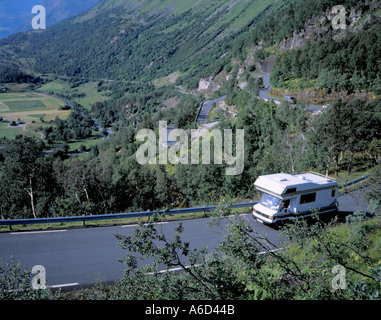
0,202,258,229
0,175,370,230
337,175,370,197
338,175,369,189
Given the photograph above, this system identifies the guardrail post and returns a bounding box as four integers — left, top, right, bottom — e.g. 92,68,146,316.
9,224,12,231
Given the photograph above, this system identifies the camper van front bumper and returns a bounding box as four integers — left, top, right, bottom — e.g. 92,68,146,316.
253,209,276,224
253,205,338,225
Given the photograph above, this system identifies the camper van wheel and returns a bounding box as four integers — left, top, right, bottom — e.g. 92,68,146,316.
273,220,283,229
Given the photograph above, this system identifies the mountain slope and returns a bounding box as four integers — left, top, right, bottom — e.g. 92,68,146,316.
1,0,277,85
3,0,380,97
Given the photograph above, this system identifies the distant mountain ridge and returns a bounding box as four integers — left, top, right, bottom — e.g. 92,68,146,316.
0,0,278,85
2,0,380,97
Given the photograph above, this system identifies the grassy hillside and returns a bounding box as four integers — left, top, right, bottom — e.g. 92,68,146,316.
0,0,276,87
2,0,380,94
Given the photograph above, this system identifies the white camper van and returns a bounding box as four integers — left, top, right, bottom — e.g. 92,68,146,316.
253,172,338,225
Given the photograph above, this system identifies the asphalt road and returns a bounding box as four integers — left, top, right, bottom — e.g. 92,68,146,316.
0,190,369,289
0,213,279,289
196,95,227,123
251,73,323,112
195,74,323,125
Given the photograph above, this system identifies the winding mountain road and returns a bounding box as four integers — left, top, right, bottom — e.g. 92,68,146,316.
252,73,323,112
195,74,323,124
196,95,227,123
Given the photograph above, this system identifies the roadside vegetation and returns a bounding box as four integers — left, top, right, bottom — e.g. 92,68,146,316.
1,190,380,300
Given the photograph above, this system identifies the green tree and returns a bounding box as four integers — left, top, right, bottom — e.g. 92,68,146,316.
306,101,348,176
0,136,55,219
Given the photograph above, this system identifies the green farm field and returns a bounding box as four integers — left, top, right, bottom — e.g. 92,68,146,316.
37,79,111,110
0,83,107,150
0,91,70,122
0,121,26,139
0,87,71,140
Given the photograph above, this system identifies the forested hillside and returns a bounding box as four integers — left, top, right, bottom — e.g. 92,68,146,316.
2,0,380,91
0,0,381,220
0,0,276,86
269,9,381,95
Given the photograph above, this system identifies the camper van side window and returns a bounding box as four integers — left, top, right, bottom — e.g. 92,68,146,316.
281,199,290,210
285,187,296,194
300,192,316,204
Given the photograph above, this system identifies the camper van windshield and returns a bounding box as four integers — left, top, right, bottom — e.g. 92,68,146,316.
259,194,281,210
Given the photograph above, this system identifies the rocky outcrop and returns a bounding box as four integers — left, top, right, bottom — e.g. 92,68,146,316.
197,76,222,95
279,4,374,51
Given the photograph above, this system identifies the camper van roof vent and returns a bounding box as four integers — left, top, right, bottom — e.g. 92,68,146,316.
280,178,288,182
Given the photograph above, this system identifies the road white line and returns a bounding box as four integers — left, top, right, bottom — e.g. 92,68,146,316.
148,264,200,275
10,230,67,235
258,248,283,255
149,249,283,274
50,283,79,288
227,213,250,218
158,266,183,273
121,222,168,228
